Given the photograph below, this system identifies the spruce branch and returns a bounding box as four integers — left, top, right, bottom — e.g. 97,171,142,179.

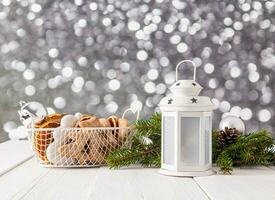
106,145,161,169
214,130,275,174
106,113,161,169
216,152,233,174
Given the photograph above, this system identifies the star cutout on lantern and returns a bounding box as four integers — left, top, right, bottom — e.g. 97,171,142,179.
190,97,197,104
176,82,180,86
192,83,196,86
168,98,173,104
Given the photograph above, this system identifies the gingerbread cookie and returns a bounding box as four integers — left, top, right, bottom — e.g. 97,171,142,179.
75,114,93,128
107,116,119,128
107,116,119,139
118,118,130,141
79,116,101,128
49,114,131,166
46,115,78,165
58,130,107,165
99,118,118,148
108,116,130,143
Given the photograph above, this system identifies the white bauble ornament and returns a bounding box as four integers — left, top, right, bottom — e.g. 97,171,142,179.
74,112,82,120
219,115,245,133
60,115,78,128
18,101,48,127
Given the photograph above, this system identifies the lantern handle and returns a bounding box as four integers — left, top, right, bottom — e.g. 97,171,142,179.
175,60,197,81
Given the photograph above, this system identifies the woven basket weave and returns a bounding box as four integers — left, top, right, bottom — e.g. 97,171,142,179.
27,127,131,167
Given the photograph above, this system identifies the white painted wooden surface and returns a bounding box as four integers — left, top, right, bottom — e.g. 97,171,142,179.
0,140,33,176
1,140,275,200
195,167,275,200
89,167,209,200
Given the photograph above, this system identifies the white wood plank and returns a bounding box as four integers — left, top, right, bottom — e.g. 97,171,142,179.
195,167,275,200
16,167,99,200
0,156,99,200
0,158,49,200
88,167,143,200
0,140,33,176
133,168,210,200
89,167,209,200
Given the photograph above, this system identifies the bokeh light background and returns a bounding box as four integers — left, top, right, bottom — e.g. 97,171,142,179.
0,0,275,142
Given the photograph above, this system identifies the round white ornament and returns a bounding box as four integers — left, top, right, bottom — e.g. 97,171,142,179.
18,101,48,127
219,115,245,133
60,115,78,128
74,112,82,120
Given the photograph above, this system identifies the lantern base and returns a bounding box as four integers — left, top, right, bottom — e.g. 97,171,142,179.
158,168,216,177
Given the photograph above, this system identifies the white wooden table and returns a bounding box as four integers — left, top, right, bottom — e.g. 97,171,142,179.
1,140,275,200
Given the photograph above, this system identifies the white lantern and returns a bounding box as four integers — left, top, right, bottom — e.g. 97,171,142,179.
158,60,215,177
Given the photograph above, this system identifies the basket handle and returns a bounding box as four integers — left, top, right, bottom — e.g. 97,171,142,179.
122,108,140,121
175,60,197,81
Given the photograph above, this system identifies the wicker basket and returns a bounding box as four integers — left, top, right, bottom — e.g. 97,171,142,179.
27,127,132,167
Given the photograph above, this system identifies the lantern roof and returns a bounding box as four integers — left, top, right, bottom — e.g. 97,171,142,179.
159,60,214,111
159,96,213,111
170,80,202,96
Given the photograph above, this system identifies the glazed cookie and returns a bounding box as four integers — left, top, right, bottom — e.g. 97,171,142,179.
46,115,78,165
46,128,76,165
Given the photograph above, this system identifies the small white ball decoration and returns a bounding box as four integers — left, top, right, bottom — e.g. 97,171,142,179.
60,115,78,128
74,112,82,120
219,115,245,133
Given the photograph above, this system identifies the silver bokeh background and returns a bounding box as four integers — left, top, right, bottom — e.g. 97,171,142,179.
0,0,275,142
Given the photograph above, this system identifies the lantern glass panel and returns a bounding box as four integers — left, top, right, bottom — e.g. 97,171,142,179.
205,116,211,164
163,116,175,165
180,117,200,165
